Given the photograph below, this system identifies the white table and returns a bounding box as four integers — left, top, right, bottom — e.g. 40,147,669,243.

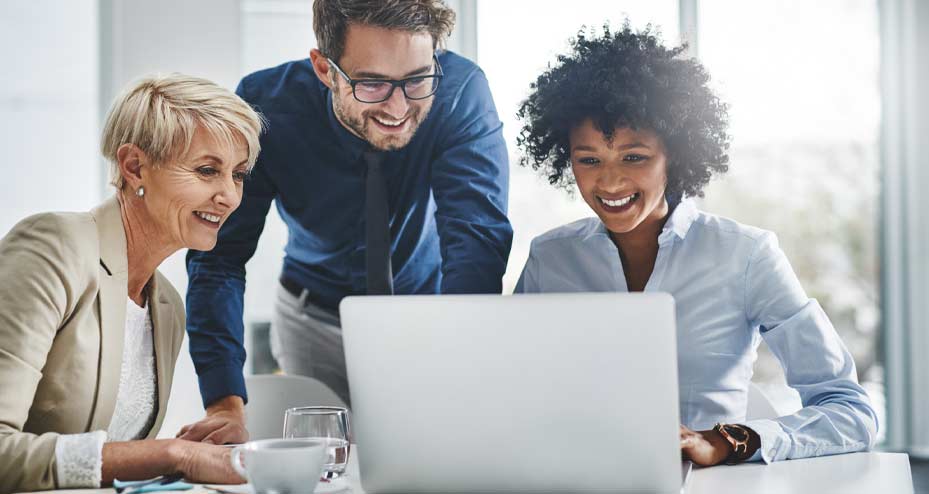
26,450,913,494
337,450,913,494
684,452,913,494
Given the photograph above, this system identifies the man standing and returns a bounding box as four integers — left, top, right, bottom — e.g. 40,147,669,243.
178,0,512,444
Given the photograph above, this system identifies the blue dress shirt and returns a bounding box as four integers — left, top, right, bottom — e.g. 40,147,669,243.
186,51,513,406
515,200,877,462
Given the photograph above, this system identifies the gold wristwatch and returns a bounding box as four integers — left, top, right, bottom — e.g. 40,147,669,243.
713,423,754,464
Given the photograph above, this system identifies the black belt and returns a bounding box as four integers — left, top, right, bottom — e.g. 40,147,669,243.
279,275,304,298
279,276,339,312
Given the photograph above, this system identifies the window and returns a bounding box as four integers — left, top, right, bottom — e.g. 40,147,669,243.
698,0,883,436
476,1,680,293
478,1,884,436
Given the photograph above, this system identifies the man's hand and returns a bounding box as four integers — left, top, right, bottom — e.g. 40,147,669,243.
177,395,249,444
679,424,732,467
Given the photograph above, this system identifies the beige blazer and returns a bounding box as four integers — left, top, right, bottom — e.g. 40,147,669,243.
0,197,186,493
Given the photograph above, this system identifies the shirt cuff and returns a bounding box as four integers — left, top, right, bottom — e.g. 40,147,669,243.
54,430,107,488
197,361,248,407
742,419,789,463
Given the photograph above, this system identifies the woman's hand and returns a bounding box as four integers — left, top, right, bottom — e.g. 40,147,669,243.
177,395,248,444
169,439,245,484
101,438,244,485
679,425,732,467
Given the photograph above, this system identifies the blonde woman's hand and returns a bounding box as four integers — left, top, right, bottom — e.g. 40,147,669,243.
169,439,246,485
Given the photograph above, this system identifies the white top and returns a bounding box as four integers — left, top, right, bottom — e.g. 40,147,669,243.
54,297,158,488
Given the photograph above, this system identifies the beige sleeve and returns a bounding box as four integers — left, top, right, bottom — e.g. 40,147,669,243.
0,213,87,493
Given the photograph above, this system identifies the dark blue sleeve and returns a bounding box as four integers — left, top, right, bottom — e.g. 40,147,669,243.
431,68,513,294
185,78,276,407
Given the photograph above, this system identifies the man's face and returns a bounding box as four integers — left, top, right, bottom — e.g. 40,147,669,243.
328,24,437,151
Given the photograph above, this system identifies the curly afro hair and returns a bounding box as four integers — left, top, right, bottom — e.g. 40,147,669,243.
516,23,730,199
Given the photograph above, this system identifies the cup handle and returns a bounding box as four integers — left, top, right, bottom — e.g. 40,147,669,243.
230,446,248,480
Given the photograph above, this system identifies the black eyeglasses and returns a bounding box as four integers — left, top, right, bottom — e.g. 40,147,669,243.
327,55,444,103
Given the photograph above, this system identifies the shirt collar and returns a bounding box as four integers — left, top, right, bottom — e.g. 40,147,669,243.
662,198,699,241
325,90,369,163
582,197,699,243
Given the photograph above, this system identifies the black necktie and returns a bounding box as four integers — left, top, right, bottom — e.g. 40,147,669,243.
364,151,393,295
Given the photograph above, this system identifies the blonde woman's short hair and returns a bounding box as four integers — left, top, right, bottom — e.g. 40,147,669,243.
101,73,265,189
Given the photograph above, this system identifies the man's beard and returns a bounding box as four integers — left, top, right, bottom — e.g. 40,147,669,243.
332,89,431,151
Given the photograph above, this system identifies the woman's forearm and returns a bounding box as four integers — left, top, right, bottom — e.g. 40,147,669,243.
102,438,243,485
101,439,179,485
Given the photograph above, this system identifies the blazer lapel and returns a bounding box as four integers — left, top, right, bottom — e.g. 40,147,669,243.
146,273,178,437
89,196,129,431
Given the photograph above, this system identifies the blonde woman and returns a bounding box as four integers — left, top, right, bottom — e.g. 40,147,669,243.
0,74,263,492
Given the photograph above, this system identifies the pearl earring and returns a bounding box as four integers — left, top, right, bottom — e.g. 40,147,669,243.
136,186,145,198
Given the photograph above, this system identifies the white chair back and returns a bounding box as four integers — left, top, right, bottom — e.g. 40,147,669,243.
245,374,347,440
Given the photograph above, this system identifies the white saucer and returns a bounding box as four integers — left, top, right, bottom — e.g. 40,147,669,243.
315,476,351,494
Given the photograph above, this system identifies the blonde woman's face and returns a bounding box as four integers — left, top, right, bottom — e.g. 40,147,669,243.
140,126,249,251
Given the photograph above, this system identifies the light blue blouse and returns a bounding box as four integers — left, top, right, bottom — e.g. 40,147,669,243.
515,199,878,462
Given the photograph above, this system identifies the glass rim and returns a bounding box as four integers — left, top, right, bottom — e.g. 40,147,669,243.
238,437,328,451
285,405,348,415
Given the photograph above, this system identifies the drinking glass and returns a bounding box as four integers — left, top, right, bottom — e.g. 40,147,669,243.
283,406,351,479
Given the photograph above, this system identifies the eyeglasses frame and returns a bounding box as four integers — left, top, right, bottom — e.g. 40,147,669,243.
326,54,444,103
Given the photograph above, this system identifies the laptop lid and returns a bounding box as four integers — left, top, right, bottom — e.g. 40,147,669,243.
341,293,681,493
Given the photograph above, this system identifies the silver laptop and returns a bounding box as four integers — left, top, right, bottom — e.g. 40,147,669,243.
341,293,686,493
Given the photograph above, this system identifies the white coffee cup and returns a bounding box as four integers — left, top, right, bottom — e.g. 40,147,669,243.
230,438,327,494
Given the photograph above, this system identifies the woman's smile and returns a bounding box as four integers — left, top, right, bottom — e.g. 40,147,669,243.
596,192,641,213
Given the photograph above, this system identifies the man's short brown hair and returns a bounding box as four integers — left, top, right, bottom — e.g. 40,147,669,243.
313,0,456,62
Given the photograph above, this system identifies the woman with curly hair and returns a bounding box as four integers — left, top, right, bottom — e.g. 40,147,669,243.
515,25,877,467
